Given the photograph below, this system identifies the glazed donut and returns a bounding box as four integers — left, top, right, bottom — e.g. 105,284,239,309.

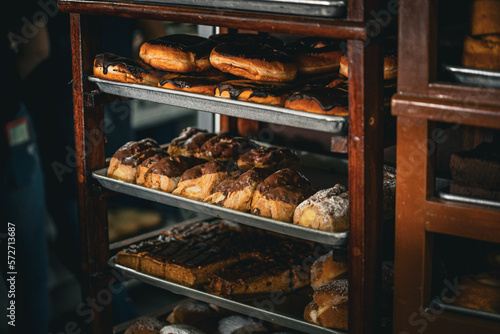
339,53,397,80
215,80,293,107
285,87,349,116
93,53,165,86
210,43,298,82
139,34,216,73
286,37,343,75
209,33,284,48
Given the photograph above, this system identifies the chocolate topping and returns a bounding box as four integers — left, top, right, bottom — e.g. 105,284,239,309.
160,75,220,88
286,37,342,56
262,185,315,205
170,127,207,147
288,87,348,111
146,155,206,178
111,138,159,162
197,134,258,160
209,33,284,48
146,34,216,60
121,147,166,167
213,167,271,196
256,168,311,194
217,80,293,99
213,43,294,63
95,53,152,76
139,150,170,168
238,147,298,165
180,160,240,181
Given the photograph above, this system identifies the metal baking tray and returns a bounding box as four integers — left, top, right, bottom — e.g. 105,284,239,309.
119,0,346,18
108,256,344,334
93,168,348,245
443,64,500,89
88,77,348,134
431,300,500,323
436,184,500,209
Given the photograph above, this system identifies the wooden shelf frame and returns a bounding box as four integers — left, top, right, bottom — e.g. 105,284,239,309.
60,0,390,333
393,1,500,333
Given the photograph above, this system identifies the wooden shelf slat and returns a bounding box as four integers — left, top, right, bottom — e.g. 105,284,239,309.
58,0,368,39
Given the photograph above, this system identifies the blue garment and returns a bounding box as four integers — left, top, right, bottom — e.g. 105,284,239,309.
0,105,49,334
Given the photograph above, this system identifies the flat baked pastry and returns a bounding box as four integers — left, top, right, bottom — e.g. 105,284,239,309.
158,68,229,95
285,87,349,116
172,160,241,201
107,138,161,183
93,53,165,86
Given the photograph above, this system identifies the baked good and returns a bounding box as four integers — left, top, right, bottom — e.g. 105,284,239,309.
304,279,348,330
115,237,169,271
158,69,228,95
251,168,311,207
107,138,160,183
286,37,343,75
470,0,500,36
172,160,241,201
206,259,292,301
237,147,299,172
462,34,500,71
215,80,293,107
139,34,216,73
217,315,269,334
166,300,219,333
210,43,298,82
251,185,316,223
143,155,207,193
195,133,258,161
310,250,348,291
167,127,216,156
449,143,500,201
160,324,207,334
93,53,165,86
453,271,500,313
209,33,284,48
285,87,349,116
125,317,165,334
339,53,398,80
293,184,349,232
208,168,272,212
136,150,170,186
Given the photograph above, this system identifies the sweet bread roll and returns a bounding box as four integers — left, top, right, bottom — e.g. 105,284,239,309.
286,37,343,75
172,160,241,201
160,324,207,334
215,80,293,107
470,0,500,36
304,279,348,330
125,316,165,334
139,34,216,73
453,272,500,313
251,185,315,223
93,53,165,86
136,150,170,186
462,34,500,71
195,133,258,161
209,33,284,48
217,315,269,334
285,87,349,116
339,53,398,80
210,43,298,83
143,155,207,193
293,184,350,232
310,250,348,291
166,300,219,333
167,127,216,157
107,138,160,183
237,147,299,172
251,168,311,207
158,69,228,95
208,167,271,212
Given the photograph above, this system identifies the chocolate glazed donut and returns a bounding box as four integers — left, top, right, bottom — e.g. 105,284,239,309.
139,34,216,73
210,43,298,82
286,37,343,75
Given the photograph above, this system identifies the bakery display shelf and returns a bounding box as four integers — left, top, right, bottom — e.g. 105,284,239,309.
93,168,348,245
123,0,346,18
436,188,500,210
88,76,348,134
431,301,500,324
444,64,500,90
108,256,344,334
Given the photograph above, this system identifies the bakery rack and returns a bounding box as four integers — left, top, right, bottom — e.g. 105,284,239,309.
392,1,500,333
58,0,389,333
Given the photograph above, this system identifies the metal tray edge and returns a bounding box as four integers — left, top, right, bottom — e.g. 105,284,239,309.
432,300,500,323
